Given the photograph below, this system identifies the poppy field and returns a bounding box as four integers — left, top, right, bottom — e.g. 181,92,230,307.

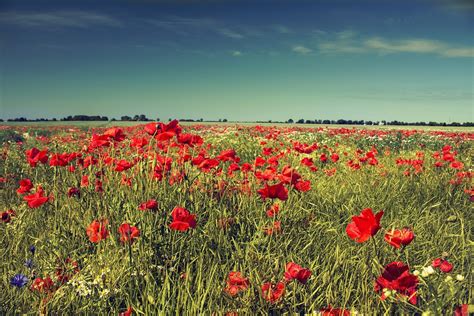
0,121,472,315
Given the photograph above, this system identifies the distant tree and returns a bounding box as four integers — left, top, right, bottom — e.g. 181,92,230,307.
121,116,132,121
9,117,28,122
322,120,330,124
138,114,148,121
337,119,346,124
111,118,116,121
198,118,203,122
168,118,172,122
223,118,228,122
287,118,294,123
296,119,305,124
156,118,160,122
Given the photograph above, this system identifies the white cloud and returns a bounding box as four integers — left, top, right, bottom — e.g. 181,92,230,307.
440,47,474,58
365,38,445,53
317,30,474,58
292,45,312,55
0,10,122,28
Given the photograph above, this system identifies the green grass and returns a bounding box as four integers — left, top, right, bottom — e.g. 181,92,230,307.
0,124,472,315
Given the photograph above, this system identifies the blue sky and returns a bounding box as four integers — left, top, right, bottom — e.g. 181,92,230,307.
0,0,473,122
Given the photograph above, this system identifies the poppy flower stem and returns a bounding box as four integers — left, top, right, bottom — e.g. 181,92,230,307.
366,237,380,279
403,246,410,266
128,241,133,299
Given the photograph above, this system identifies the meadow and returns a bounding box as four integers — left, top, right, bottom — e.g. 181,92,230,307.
0,121,472,315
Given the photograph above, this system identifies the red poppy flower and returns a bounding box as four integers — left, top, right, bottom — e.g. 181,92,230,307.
177,133,203,147
115,160,134,172
294,180,311,192
119,306,134,316
130,137,149,149
139,199,158,211
320,306,351,316
118,223,140,244
218,149,240,163
432,258,453,273
284,262,312,284
169,206,196,231
68,187,80,198
278,165,301,185
320,153,328,163
266,203,280,217
86,219,109,243
454,304,469,316
261,281,285,303
103,128,126,142
374,261,418,305
346,208,384,243
144,122,159,135
81,175,89,187
257,182,288,201
384,228,415,248
25,148,48,167
31,276,54,293
1,209,15,223
49,153,70,167
23,186,49,208
155,120,182,141
224,271,250,296
89,134,110,149
17,178,33,194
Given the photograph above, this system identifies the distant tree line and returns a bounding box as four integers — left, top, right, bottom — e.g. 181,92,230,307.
5,117,58,122
2,115,473,127
284,119,474,127
61,115,109,121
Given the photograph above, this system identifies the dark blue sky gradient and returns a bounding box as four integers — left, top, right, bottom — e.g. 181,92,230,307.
0,0,473,122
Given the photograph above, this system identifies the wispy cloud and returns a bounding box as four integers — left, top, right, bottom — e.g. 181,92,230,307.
318,30,474,58
292,45,312,55
0,10,122,28
230,50,242,56
143,16,263,39
365,38,445,53
217,28,245,39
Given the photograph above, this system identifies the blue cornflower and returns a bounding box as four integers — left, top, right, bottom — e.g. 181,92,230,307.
24,259,34,269
29,245,36,255
10,274,29,288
